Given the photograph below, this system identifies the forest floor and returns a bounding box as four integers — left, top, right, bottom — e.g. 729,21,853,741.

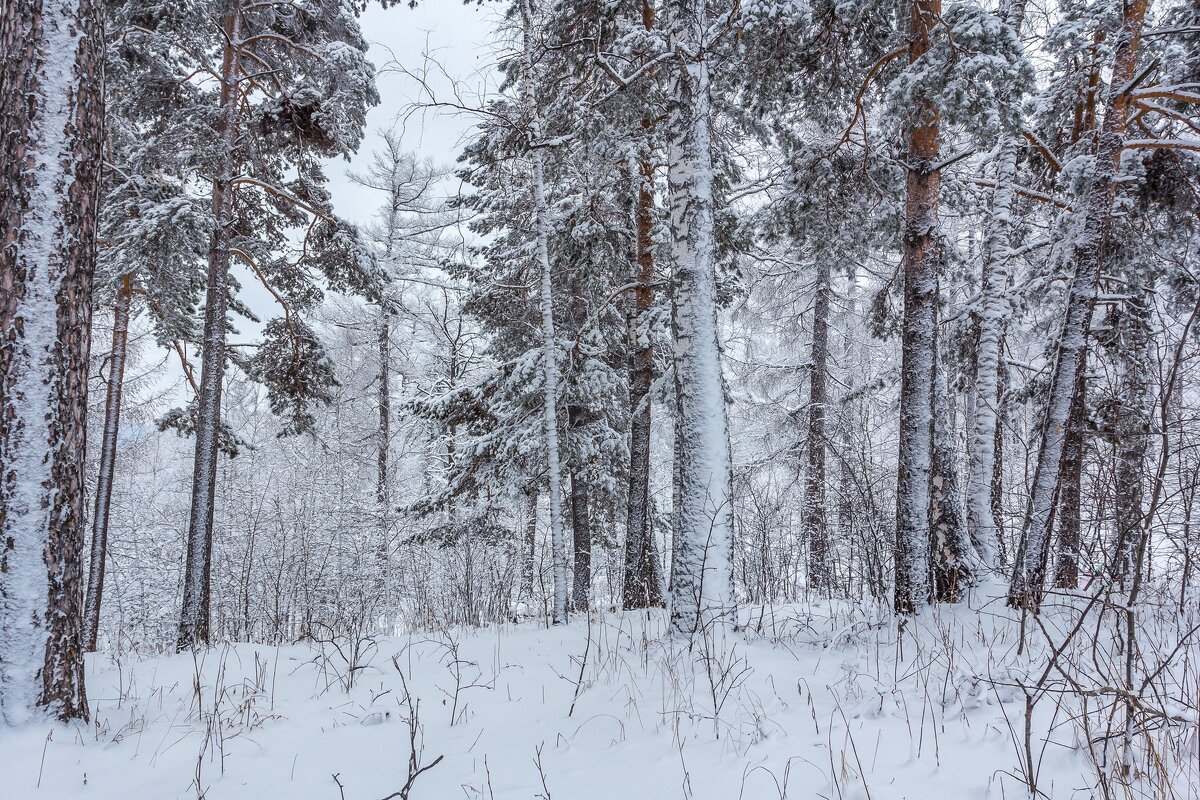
2,580,1194,799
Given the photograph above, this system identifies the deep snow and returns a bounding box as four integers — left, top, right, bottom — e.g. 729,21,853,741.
2,585,1195,799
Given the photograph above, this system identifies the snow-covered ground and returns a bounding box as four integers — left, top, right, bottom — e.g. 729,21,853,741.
3,584,1195,799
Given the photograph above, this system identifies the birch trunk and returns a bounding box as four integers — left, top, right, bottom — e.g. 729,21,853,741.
83,276,133,652
1008,0,1148,611
665,0,736,638
520,0,569,625
179,13,241,649
968,0,1028,568
0,0,102,723
894,0,942,615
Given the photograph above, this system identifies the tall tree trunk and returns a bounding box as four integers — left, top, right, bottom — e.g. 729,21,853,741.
1108,291,1151,585
0,0,102,723
179,13,241,649
1053,372,1086,588
894,0,942,615
569,469,591,611
930,337,976,601
520,487,537,611
83,276,133,652
968,0,1028,569
376,312,391,599
665,0,736,638
520,0,568,625
622,5,664,609
1008,0,1148,611
804,260,832,593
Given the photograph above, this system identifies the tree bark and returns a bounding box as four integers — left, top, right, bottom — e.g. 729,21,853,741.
622,8,664,608
930,337,975,601
1107,291,1151,585
804,260,832,593
894,0,942,615
1053,371,1086,588
1008,0,1148,611
569,469,591,611
0,0,102,723
83,276,133,651
520,0,569,625
179,12,241,649
665,0,736,638
968,0,1028,569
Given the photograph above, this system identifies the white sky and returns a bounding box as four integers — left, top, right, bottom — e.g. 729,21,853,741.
325,1,504,228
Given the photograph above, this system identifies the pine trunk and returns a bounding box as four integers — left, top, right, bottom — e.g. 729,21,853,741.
570,470,591,611
894,0,942,615
623,142,664,609
0,0,102,723
1053,374,1086,588
83,276,133,652
179,13,241,649
665,0,736,638
1008,0,1147,611
804,260,832,593
1108,291,1151,585
930,339,976,601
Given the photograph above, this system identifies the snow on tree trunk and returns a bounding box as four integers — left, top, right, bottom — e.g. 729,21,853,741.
570,470,591,612
1008,0,1148,611
0,0,102,724
179,13,242,650
804,259,831,594
967,0,1027,570
623,144,664,610
84,276,134,652
1107,290,1151,585
894,0,943,615
665,0,736,638
520,0,569,626
376,312,391,603
930,337,977,602
520,487,537,612
1053,373,1086,588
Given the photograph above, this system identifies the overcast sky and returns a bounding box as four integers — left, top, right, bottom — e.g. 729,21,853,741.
325,2,504,228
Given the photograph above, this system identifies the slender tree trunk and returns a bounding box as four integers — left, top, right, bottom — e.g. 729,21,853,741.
179,13,241,649
1008,0,1148,611
520,0,569,625
623,17,664,608
520,487,537,610
376,312,391,600
894,0,942,615
0,0,102,723
665,0,736,638
83,276,133,651
968,0,1028,569
804,260,832,593
1053,373,1086,588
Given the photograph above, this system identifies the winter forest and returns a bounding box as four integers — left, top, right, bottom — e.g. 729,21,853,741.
2,0,1200,797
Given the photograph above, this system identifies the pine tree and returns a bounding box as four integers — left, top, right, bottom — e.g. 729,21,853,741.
0,0,103,724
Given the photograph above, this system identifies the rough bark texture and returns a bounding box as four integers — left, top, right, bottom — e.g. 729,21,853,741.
1107,292,1151,585
1008,0,1148,611
83,276,133,652
179,13,241,650
803,259,832,593
569,469,591,611
520,487,537,609
930,341,976,602
894,0,942,615
622,70,664,610
0,0,102,723
665,0,736,638
1053,373,1086,588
